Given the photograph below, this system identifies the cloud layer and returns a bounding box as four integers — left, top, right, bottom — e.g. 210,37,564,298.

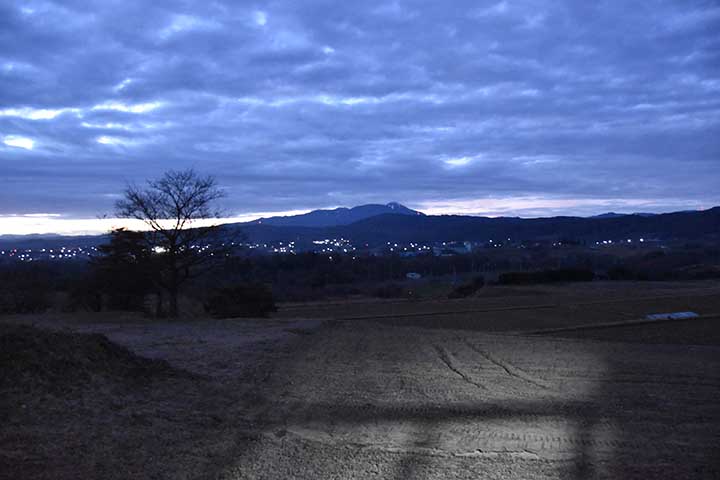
1,0,719,229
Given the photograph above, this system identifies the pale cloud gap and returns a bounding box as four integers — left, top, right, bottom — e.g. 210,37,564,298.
91,102,164,114
417,197,709,217
0,210,311,236
0,198,709,236
0,0,718,232
3,135,34,150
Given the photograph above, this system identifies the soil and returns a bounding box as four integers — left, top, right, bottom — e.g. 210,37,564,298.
223,323,720,479
1,281,719,479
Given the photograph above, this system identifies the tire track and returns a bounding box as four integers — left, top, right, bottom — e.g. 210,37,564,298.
433,344,488,390
463,340,553,390
275,422,689,458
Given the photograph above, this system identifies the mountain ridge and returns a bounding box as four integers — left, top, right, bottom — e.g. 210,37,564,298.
245,202,424,227
1,206,717,250
231,207,720,245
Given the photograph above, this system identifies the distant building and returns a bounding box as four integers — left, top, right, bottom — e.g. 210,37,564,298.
433,241,471,256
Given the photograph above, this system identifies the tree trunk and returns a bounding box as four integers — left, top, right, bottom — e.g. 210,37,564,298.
155,291,164,318
166,249,180,318
168,280,179,318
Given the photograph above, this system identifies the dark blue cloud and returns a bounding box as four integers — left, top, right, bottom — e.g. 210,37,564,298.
1,0,718,222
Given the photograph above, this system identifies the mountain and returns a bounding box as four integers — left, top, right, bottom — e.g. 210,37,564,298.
0,234,109,250
332,208,719,244
593,212,658,218
593,212,627,219
232,207,720,246
246,202,424,227
3,207,718,252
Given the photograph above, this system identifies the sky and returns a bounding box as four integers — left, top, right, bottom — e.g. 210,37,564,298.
1,0,719,235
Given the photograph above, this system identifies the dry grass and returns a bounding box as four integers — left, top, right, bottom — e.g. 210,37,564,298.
275,280,720,333
0,324,243,480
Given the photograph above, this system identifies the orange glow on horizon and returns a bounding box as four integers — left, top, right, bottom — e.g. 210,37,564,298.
0,197,706,236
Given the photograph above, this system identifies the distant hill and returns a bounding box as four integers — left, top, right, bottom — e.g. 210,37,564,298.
0,234,109,250
246,202,424,227
232,207,719,246
593,212,658,219
331,208,719,244
2,206,718,251
593,212,628,219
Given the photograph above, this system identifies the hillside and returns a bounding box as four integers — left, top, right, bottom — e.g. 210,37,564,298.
245,202,423,227
2,207,718,251
233,207,720,245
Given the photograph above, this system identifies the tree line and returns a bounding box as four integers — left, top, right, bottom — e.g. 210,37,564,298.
2,169,718,317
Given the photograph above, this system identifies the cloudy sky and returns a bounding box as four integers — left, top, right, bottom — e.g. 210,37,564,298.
1,0,719,234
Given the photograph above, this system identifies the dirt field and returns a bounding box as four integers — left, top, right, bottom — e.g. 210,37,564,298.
2,281,719,479
229,323,720,479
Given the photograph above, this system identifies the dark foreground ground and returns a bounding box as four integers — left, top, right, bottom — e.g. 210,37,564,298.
1,281,720,479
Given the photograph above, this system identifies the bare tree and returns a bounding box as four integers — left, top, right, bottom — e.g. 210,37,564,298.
116,169,227,317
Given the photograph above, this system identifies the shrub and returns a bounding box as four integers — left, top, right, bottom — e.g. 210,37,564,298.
0,265,52,314
683,265,720,280
0,287,51,314
607,266,635,281
66,281,103,312
498,268,594,285
373,283,406,299
545,268,595,282
204,283,277,318
448,276,485,299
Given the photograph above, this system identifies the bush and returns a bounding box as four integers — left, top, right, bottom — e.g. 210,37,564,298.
204,283,277,318
607,266,635,281
448,276,485,299
66,281,103,312
498,268,594,285
682,265,720,280
0,265,52,314
0,287,51,314
373,283,406,299
323,284,362,298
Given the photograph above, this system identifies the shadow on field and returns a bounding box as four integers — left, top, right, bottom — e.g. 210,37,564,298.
223,321,720,479
284,399,601,478
580,333,720,479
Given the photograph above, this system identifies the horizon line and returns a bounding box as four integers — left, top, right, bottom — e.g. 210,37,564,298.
0,203,713,237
